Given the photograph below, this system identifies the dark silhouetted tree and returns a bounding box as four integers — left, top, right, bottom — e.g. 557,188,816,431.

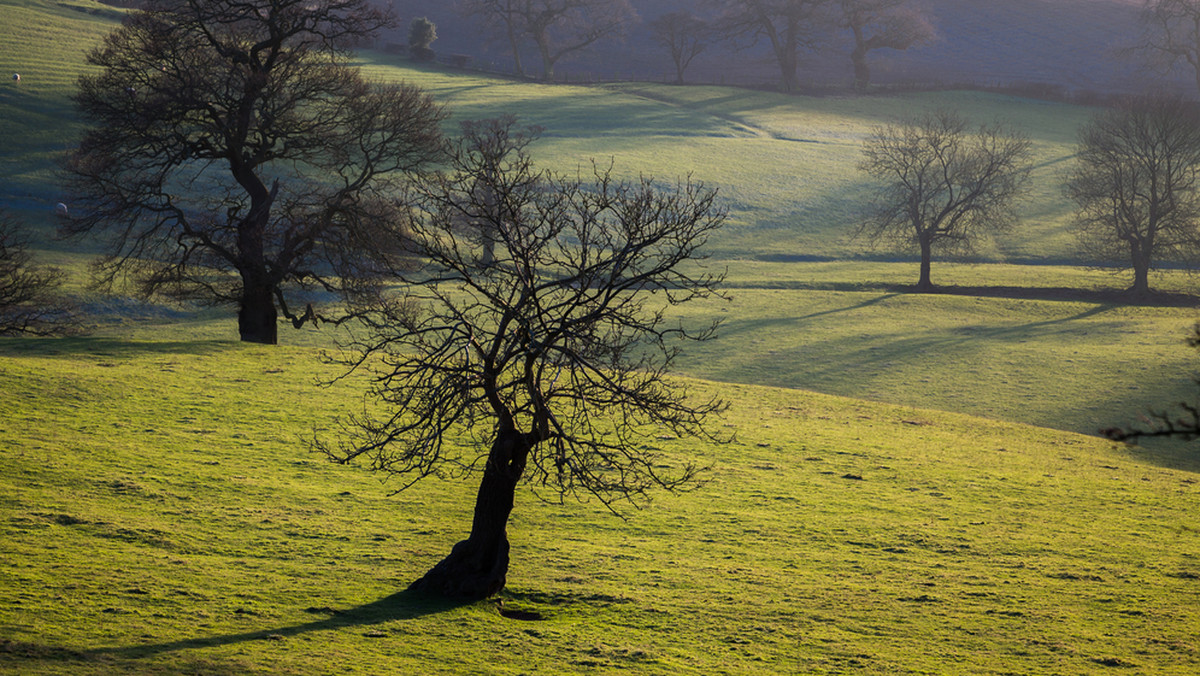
716,0,831,93
1132,0,1200,95
65,0,446,344
0,210,80,336
317,117,728,599
857,109,1032,291
650,11,710,85
1066,94,1200,296
409,16,437,61
838,0,934,90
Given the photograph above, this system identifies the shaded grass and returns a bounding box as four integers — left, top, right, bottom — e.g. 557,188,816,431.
677,283,1199,440
353,57,1095,263
2,328,1199,674
0,0,118,219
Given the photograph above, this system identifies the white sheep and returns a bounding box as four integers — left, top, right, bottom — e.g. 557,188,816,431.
12,73,19,82
55,203,69,218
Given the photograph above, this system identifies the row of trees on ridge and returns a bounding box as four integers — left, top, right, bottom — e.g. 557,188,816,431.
456,0,935,90
448,0,1200,95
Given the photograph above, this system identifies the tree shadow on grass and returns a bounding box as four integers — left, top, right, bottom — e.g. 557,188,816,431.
0,335,232,359
1,589,470,668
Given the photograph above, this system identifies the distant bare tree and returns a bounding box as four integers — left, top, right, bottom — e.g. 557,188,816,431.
1133,0,1200,94
0,211,79,336
650,11,710,85
716,0,832,93
1066,94,1200,296
857,110,1032,291
838,0,935,90
459,0,635,80
317,117,728,599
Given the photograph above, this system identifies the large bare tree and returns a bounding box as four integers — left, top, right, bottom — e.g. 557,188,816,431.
65,0,446,344
650,11,711,85
1066,94,1200,296
1133,0,1200,94
318,117,728,599
857,110,1032,291
837,0,934,90
716,0,832,93
458,0,635,80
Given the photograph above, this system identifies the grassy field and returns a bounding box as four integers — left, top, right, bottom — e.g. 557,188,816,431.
3,2,1200,673
2,325,1199,675
362,56,1094,262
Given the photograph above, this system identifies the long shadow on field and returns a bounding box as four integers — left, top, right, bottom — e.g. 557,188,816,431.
0,335,230,359
4,590,467,666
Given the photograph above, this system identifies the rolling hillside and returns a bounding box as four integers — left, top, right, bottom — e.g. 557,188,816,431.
2,4,1200,673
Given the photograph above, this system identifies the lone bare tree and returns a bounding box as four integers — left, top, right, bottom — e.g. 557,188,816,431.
459,0,635,80
857,110,1032,291
0,211,80,336
837,0,935,90
318,117,728,599
65,0,446,344
1132,0,1200,95
650,11,710,85
716,0,832,93
1066,94,1200,296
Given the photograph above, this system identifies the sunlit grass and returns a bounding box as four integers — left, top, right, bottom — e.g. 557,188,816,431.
2,328,1199,674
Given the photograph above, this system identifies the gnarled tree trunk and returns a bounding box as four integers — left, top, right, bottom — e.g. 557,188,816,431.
408,425,533,599
238,277,278,344
916,236,934,291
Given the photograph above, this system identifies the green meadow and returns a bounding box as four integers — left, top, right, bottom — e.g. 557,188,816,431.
2,1,1200,673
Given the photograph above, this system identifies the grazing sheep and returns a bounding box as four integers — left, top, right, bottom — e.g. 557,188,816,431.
55,203,68,218
12,73,19,82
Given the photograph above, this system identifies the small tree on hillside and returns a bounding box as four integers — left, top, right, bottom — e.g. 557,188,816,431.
650,11,710,85
0,210,80,336
1066,94,1200,296
837,0,935,90
409,16,438,62
857,110,1032,291
65,0,446,345
317,117,728,599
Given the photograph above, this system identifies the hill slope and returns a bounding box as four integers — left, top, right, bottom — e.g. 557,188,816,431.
1,332,1198,674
